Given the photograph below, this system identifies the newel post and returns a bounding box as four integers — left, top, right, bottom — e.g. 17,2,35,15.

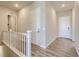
25,30,32,57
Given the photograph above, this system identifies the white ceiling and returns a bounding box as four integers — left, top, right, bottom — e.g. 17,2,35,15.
0,1,33,11
0,1,76,12
49,1,75,12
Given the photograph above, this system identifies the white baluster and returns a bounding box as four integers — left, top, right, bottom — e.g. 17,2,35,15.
21,34,24,54
23,35,26,56
2,31,32,57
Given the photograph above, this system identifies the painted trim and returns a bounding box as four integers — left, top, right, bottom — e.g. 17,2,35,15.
46,37,57,48
32,42,47,48
32,37,57,48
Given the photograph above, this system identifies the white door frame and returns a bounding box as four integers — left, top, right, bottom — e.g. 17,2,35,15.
7,14,17,31
58,14,72,39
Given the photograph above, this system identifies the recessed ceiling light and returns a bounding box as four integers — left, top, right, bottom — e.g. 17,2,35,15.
61,4,65,7
15,3,19,7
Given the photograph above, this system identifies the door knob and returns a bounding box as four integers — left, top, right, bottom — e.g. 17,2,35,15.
68,27,69,30
7,24,9,25
36,28,40,32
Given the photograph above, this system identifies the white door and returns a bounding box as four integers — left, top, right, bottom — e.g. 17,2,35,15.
58,16,72,39
32,7,41,45
8,15,16,31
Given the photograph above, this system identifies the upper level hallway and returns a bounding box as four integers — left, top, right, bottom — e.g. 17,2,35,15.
0,1,78,57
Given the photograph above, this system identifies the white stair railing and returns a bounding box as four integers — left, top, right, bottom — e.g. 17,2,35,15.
2,31,31,57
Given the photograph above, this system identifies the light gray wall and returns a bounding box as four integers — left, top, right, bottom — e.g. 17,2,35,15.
17,6,32,32
17,2,46,48
0,6,16,43
45,2,57,47
72,7,75,41
0,7,16,32
72,2,79,41
31,2,57,48
31,2,46,48
17,2,74,48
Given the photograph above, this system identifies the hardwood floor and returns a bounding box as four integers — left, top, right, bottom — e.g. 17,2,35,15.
32,38,78,57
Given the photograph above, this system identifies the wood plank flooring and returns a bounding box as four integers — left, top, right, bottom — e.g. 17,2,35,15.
0,38,78,57
32,38,78,57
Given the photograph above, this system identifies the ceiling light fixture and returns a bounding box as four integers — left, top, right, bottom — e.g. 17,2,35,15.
61,4,65,7
15,3,19,7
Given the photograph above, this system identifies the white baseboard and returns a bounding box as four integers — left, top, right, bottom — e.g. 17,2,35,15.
32,37,57,48
32,41,47,48
46,37,57,48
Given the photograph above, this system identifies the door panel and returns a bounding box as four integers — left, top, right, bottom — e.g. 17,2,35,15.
8,15,16,31
32,7,41,45
58,16,72,39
